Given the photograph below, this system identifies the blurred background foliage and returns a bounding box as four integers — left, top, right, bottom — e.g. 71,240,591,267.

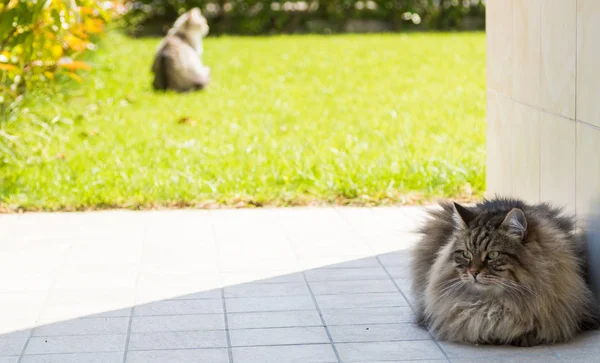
0,0,484,164
121,0,485,36
0,0,122,160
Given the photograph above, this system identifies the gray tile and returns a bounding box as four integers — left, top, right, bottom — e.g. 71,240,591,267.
225,296,315,313
33,317,129,336
131,314,225,333
3,330,32,339
134,299,223,316
439,341,553,359
378,251,411,266
328,323,430,342
336,341,445,361
0,337,27,356
315,292,408,309
385,265,411,279
305,267,389,282
228,310,322,329
128,330,227,350
25,335,127,354
256,273,305,283
171,289,222,300
0,357,17,363
231,344,337,363
558,355,600,363
230,327,329,347
317,258,381,269
550,330,600,357
309,280,397,295
224,282,309,298
21,352,123,363
321,307,414,325
126,349,229,363
451,354,562,363
87,308,132,318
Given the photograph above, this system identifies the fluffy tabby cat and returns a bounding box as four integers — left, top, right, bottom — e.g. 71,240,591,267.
151,8,210,92
412,197,599,346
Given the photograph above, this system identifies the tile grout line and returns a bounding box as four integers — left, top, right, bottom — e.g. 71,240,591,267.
275,208,342,362
331,207,444,362
18,226,80,362
221,288,234,363
488,89,600,131
18,341,404,357
335,208,453,362
302,272,343,363
573,0,579,218
122,223,149,363
210,210,234,363
375,255,451,362
538,0,542,204
18,320,426,339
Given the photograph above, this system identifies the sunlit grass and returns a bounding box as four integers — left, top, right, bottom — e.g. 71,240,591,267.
0,31,486,211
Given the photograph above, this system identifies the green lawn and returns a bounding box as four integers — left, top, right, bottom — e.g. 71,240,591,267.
0,31,486,211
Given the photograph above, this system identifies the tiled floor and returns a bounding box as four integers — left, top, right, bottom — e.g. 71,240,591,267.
0,207,598,362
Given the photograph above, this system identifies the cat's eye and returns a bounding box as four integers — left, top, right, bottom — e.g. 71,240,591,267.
488,251,500,260
462,251,472,259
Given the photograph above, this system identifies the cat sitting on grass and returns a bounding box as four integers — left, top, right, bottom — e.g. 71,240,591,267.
412,197,599,346
151,8,210,92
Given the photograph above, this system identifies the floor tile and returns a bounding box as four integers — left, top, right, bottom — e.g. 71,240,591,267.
224,282,310,298
304,267,389,281
228,310,323,329
328,323,430,342
308,280,397,295
315,292,408,309
336,341,445,361
134,299,223,316
0,337,28,356
231,344,337,363
33,317,129,336
21,352,123,363
25,335,127,354
127,330,227,350
126,349,229,363
230,327,329,347
439,341,553,359
131,314,225,333
225,296,315,313
321,307,414,325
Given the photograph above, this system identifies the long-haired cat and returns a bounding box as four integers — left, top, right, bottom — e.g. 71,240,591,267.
412,197,599,346
151,8,210,92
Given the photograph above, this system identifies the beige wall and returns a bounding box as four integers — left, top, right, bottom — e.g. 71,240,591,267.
486,0,600,217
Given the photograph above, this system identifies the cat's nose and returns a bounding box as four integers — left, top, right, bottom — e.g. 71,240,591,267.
468,268,480,279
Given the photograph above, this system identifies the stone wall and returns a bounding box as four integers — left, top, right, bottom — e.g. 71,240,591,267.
486,0,600,218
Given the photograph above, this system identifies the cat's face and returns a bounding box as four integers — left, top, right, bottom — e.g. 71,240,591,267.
186,8,209,37
450,203,528,292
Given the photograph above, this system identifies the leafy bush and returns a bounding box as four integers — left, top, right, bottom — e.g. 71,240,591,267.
122,0,485,36
0,0,122,162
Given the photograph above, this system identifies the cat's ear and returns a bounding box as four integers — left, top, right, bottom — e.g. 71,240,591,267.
501,208,528,240
173,12,190,29
453,202,475,228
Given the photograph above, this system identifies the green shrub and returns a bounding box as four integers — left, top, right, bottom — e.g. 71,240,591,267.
122,0,485,36
0,0,120,162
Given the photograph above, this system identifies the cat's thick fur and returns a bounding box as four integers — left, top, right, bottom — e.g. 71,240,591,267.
412,197,599,346
151,8,210,92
